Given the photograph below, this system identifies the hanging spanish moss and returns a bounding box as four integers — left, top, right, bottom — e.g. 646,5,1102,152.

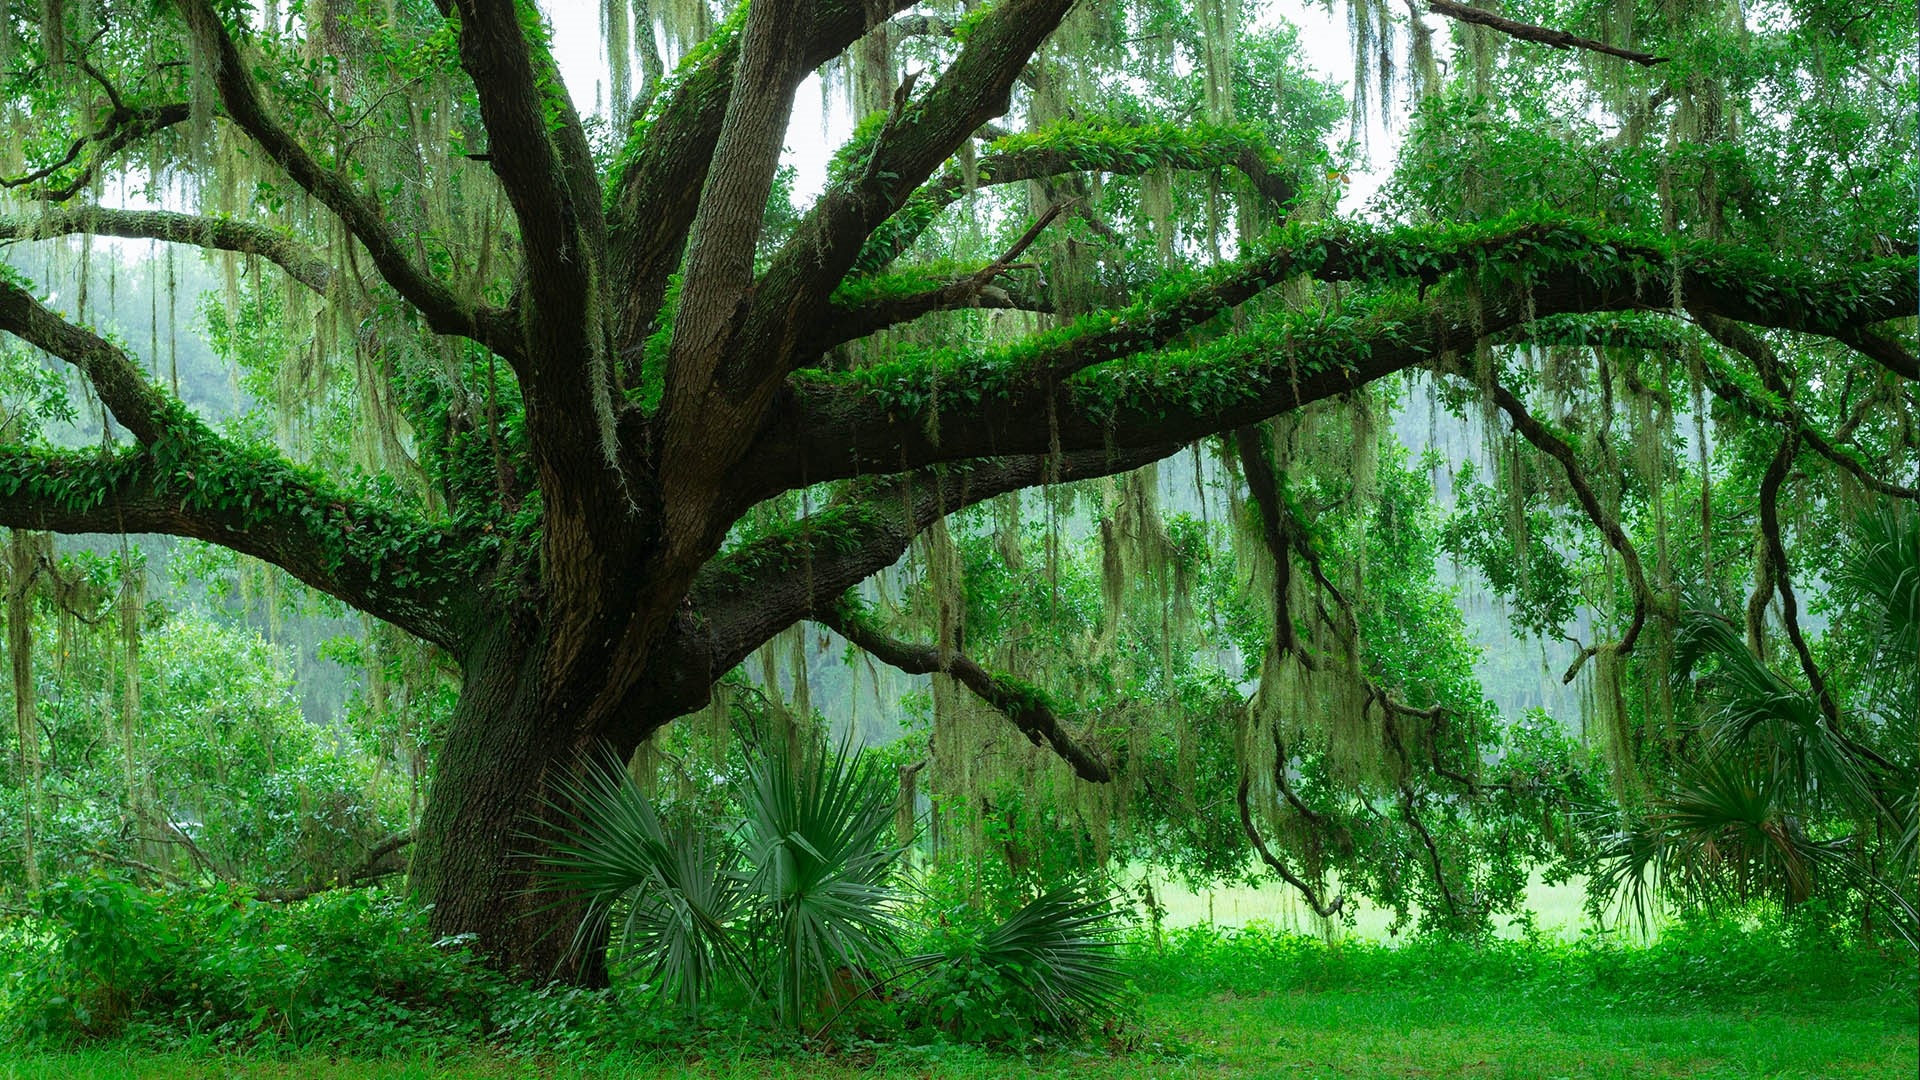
6,530,45,889
1589,642,1636,801
116,546,145,829
1197,0,1239,123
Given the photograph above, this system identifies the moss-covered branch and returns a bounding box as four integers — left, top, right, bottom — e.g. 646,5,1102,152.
641,446,1179,746
746,215,1917,496
0,274,181,445
0,445,480,650
0,207,337,294
848,118,1302,275
0,103,190,203
174,0,516,362
1477,374,1664,679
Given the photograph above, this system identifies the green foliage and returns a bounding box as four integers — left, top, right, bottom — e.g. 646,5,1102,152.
544,740,904,1028
910,886,1129,1042
0,879,502,1050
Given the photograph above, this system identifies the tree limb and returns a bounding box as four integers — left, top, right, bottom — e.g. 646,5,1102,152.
0,276,180,443
257,833,414,902
848,121,1301,275
1476,373,1662,678
1690,312,1920,500
0,207,336,294
816,597,1112,782
1835,324,1920,382
750,228,1916,496
818,203,1066,349
614,446,1181,745
0,445,475,651
174,0,514,360
1425,0,1671,67
0,103,190,202
604,0,920,360
1237,772,1343,917
1755,434,1844,733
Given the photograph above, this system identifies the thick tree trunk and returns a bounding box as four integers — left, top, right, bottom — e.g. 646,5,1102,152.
409,614,614,984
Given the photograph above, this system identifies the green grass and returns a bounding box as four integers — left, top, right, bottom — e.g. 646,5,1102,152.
4,922,1913,1079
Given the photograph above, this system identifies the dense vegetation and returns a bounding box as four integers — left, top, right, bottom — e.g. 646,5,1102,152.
0,0,1912,1072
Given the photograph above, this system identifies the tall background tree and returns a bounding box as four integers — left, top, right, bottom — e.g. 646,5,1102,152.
0,0,1911,977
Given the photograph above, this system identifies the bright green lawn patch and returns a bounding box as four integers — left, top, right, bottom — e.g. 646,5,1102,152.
5,920,1913,1079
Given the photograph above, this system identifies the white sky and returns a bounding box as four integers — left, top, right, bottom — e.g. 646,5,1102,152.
537,0,1435,212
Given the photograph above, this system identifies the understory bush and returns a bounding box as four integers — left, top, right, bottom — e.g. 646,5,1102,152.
0,875,616,1052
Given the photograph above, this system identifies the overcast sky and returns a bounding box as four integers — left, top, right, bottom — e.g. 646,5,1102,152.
537,0,1428,211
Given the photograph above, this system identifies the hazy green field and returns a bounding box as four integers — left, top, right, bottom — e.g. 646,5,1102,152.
1146,867,1594,940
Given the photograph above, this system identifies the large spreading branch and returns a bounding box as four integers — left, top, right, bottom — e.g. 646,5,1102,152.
610,445,1179,750
816,598,1112,782
174,0,516,361
1835,324,1919,382
662,1,822,416
0,277,474,648
745,226,1916,497
0,446,472,650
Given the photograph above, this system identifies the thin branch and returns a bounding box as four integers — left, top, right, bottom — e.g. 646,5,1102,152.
818,203,1067,348
1237,772,1343,918
257,834,414,902
0,207,336,294
1234,424,1306,662
1425,0,1671,67
817,597,1112,782
850,123,1300,275
1477,373,1663,679
1756,434,1844,732
174,0,513,360
0,104,190,202
84,847,186,885
1691,313,1920,501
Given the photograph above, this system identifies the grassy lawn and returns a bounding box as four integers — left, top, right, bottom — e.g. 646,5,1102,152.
4,972,1911,1080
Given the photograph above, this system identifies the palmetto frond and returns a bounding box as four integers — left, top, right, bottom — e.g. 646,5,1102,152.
969,885,1129,1034
539,758,746,1009
1839,504,1920,673
1673,614,1884,825
740,738,905,1026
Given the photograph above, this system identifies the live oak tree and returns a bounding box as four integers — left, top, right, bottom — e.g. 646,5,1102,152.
0,0,1912,977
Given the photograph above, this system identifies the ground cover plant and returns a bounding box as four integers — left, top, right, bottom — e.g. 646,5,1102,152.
0,0,1914,1073
1,892,1913,1077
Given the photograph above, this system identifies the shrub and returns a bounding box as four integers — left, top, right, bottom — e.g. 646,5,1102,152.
0,875,508,1051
